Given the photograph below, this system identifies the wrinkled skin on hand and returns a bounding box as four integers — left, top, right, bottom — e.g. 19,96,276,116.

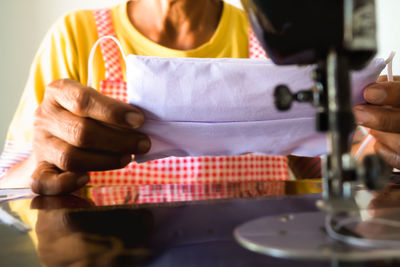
31,79,151,195
353,76,400,169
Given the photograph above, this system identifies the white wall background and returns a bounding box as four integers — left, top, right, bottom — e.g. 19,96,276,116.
0,0,398,152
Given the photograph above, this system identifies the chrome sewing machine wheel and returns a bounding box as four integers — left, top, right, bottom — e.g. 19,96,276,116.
234,210,400,263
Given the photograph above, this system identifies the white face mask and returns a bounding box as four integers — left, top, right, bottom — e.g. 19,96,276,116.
88,36,386,163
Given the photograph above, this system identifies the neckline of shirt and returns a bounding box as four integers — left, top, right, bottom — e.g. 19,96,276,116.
116,1,233,58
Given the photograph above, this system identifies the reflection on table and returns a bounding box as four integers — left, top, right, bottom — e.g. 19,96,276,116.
3,179,400,267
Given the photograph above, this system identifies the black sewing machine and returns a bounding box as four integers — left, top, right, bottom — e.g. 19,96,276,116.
235,0,399,265
243,0,384,200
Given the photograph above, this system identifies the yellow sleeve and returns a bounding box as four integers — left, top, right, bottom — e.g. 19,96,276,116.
6,10,100,144
0,10,100,177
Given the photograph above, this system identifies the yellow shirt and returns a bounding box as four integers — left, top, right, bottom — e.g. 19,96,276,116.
6,1,249,144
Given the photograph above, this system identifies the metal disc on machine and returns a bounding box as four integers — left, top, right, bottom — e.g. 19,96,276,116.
234,211,400,262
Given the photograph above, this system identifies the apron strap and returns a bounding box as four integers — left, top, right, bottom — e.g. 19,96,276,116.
92,9,125,81
87,36,126,88
248,27,267,59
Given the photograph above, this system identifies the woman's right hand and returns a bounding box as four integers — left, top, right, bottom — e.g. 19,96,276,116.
21,79,150,195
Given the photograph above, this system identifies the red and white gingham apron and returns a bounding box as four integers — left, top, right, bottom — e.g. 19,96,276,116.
88,8,289,188
89,181,287,205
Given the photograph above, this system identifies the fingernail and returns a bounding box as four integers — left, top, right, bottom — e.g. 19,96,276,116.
353,107,370,124
365,86,387,103
77,175,90,187
138,138,151,153
126,112,143,128
121,154,133,166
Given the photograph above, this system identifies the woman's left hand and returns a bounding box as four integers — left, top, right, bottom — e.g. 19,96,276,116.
353,76,400,168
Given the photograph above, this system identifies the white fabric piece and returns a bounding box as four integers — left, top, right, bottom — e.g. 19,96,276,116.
126,56,386,162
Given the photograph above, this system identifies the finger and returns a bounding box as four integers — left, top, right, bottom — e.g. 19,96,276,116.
30,162,90,195
363,81,400,106
39,105,150,154
374,141,400,169
353,104,400,133
35,134,133,172
377,75,400,82
370,129,400,154
45,79,144,129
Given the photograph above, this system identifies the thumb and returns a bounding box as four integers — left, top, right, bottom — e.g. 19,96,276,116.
30,162,90,195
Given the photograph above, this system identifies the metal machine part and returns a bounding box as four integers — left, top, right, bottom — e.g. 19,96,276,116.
235,211,400,262
242,0,376,67
241,0,389,208
236,0,395,263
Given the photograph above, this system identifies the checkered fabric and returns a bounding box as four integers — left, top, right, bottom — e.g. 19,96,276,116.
90,155,289,185
93,9,124,81
100,80,127,102
89,181,286,206
248,28,267,59
288,155,322,179
88,8,290,186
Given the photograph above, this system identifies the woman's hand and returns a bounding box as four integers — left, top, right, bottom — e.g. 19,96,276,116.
353,76,400,168
21,79,150,195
